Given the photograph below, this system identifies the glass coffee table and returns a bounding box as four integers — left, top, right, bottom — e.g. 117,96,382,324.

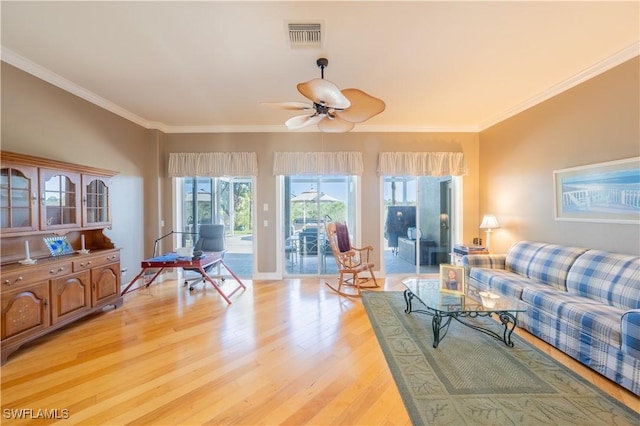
402,277,526,348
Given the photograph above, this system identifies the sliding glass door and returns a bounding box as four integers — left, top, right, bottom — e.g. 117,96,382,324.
382,175,452,275
179,176,253,277
283,175,357,276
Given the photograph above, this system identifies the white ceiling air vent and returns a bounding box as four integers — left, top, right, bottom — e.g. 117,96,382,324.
288,23,322,49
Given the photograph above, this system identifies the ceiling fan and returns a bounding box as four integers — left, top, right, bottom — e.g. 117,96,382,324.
263,58,385,133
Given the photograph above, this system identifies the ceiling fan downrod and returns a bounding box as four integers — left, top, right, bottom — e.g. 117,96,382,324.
316,57,328,79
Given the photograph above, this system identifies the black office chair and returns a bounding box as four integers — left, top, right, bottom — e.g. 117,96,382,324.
184,224,227,291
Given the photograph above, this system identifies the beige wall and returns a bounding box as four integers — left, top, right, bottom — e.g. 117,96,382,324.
5,54,636,278
162,133,480,275
1,62,152,277
479,57,640,255
1,62,480,278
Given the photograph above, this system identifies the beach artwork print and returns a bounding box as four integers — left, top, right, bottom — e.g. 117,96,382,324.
554,157,640,223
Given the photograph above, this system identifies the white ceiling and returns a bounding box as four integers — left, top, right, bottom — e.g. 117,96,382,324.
2,1,638,133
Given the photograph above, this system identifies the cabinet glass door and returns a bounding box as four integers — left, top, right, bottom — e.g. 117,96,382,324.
0,164,38,232
41,170,81,229
83,176,110,226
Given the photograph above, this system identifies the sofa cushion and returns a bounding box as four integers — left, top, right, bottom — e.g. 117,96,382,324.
566,250,640,310
522,244,588,291
505,241,546,275
469,268,546,299
505,241,587,290
522,286,624,347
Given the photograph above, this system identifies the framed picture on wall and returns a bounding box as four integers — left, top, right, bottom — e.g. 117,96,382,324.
553,157,640,224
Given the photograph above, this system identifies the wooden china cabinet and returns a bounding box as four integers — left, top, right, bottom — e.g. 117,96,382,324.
0,151,123,365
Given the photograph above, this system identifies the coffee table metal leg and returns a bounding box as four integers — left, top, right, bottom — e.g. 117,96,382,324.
432,312,454,348
498,312,517,347
404,289,414,313
432,313,442,347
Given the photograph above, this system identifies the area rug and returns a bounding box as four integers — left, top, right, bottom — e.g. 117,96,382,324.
362,291,639,426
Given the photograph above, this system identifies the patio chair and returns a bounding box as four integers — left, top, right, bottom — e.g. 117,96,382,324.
324,221,379,297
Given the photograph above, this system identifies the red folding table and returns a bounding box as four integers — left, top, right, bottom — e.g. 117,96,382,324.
121,252,245,304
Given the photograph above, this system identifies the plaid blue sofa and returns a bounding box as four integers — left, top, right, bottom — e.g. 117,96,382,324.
463,241,640,396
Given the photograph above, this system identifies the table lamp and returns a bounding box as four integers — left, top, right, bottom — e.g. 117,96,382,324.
479,214,500,251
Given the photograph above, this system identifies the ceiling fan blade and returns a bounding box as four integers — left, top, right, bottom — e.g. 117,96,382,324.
261,102,313,111
297,78,351,109
336,88,386,123
317,116,355,133
285,114,324,130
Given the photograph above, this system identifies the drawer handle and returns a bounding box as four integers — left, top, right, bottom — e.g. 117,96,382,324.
80,261,92,267
107,255,117,261
3,276,23,286
49,267,65,275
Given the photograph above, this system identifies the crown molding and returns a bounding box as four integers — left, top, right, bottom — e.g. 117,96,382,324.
4,43,636,135
479,42,640,131
2,48,475,134
162,124,479,134
1,47,158,130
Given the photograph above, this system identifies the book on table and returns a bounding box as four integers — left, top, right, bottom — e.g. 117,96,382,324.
453,245,488,255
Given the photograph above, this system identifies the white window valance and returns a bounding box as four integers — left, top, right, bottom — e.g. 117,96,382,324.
377,152,467,176
273,152,364,176
168,152,258,177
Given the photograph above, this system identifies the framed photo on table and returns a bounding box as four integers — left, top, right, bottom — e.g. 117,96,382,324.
440,264,465,294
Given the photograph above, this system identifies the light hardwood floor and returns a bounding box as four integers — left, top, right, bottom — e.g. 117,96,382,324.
1,277,638,425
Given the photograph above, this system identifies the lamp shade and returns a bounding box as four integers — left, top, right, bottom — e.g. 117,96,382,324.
479,214,500,230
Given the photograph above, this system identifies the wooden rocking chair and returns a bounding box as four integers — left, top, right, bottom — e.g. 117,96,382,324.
324,221,379,297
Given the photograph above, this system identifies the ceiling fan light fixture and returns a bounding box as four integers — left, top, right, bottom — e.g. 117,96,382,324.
263,57,385,133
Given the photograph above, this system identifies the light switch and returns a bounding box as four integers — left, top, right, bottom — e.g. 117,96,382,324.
263,203,269,211
263,220,268,227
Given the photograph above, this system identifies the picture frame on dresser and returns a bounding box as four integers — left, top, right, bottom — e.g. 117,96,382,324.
43,236,74,256
553,157,640,224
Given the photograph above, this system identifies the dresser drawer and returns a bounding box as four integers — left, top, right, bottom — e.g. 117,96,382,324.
72,250,119,272
2,261,72,289
73,257,96,272
90,251,119,268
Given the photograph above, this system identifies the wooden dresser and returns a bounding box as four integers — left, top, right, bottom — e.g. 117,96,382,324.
0,151,123,364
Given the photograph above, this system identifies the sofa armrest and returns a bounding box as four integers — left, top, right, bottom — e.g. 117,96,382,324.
621,310,640,358
462,254,506,276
